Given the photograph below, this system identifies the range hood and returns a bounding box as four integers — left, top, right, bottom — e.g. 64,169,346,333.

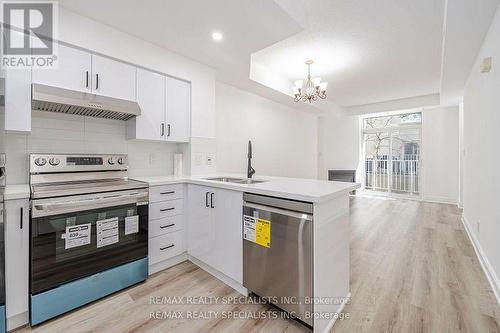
31,83,141,121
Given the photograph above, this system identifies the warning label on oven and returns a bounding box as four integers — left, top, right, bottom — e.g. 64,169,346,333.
65,223,91,249
97,217,119,248
125,215,139,235
243,215,271,248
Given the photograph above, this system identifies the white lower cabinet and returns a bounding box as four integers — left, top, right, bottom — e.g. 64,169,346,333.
149,232,185,265
187,185,243,283
4,198,30,330
148,184,186,274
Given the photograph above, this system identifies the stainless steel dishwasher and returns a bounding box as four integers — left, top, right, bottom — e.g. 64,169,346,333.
242,193,313,327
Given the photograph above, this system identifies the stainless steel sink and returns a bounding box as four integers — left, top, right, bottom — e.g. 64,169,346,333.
204,177,267,184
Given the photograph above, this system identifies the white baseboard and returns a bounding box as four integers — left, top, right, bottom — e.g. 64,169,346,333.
461,216,500,305
422,195,457,205
149,253,188,275
321,292,351,333
188,255,247,296
7,310,29,331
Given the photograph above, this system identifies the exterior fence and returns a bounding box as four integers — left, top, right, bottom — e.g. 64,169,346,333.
365,159,419,194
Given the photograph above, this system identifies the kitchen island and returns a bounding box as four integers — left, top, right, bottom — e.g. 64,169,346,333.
132,174,359,333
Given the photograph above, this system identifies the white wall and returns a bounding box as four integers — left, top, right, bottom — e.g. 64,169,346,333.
317,108,459,201
421,106,460,204
463,2,500,302
317,114,360,180
0,111,178,184
216,82,318,179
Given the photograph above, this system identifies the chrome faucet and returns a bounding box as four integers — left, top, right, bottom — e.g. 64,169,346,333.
247,140,255,178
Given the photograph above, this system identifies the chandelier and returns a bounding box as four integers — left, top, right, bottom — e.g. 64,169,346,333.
293,60,328,103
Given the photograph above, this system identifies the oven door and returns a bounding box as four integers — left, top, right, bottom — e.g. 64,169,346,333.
30,189,149,294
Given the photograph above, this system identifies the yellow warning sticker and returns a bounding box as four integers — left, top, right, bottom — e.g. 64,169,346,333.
255,218,271,248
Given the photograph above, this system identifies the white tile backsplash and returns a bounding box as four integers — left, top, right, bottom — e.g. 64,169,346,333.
0,111,179,184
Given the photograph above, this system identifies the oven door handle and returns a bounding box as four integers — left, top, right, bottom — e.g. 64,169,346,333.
32,191,149,218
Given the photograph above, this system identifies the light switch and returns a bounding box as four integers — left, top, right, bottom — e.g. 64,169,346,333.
481,57,492,73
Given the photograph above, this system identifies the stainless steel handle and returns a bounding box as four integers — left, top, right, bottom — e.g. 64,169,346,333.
20,207,23,229
243,202,313,221
160,207,175,212
210,192,215,209
167,124,171,137
160,123,165,137
205,191,210,207
160,223,175,229
33,191,148,217
160,244,175,251
85,71,89,88
95,73,99,90
160,191,175,195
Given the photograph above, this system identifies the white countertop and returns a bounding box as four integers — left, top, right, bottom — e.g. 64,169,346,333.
3,184,30,200
131,174,360,203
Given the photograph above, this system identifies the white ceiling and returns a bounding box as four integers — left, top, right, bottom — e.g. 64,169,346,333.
58,0,307,101
59,0,498,114
254,0,445,107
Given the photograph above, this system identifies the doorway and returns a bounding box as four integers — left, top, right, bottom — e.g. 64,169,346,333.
362,112,421,198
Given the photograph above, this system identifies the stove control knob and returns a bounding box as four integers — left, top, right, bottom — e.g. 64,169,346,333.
117,157,124,165
35,157,47,166
49,157,60,166
108,157,116,165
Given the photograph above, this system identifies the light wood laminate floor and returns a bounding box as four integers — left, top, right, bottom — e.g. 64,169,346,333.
17,197,500,333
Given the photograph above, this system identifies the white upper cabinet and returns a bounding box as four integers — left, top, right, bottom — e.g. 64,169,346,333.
128,72,191,142
166,77,191,142
32,44,92,93
91,54,137,101
128,68,166,140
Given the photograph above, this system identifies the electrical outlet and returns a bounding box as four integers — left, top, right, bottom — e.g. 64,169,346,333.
206,154,214,166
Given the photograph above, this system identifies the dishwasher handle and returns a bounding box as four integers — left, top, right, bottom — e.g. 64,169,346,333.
243,202,313,221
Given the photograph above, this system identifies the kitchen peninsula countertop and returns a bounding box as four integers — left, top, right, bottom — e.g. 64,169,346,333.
131,174,360,203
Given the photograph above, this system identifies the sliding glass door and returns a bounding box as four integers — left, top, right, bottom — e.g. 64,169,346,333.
363,113,421,197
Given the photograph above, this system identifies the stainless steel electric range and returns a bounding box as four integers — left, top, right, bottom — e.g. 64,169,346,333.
29,154,149,325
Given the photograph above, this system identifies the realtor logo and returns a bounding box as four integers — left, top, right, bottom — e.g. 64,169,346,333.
1,1,58,68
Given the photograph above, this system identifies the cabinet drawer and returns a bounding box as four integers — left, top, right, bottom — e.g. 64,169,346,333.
149,231,185,264
150,215,183,238
150,199,183,220
150,184,183,203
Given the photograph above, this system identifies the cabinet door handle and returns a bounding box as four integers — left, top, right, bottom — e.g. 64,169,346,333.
20,207,23,229
160,223,175,229
95,73,99,90
167,124,171,137
160,191,175,195
160,207,175,212
85,71,89,88
160,123,165,137
210,192,215,208
160,244,175,251
205,191,210,207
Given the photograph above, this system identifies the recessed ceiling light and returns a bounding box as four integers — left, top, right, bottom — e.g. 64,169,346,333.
212,32,223,41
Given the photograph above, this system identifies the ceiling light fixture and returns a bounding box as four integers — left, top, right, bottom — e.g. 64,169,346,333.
293,60,327,103
212,32,223,41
